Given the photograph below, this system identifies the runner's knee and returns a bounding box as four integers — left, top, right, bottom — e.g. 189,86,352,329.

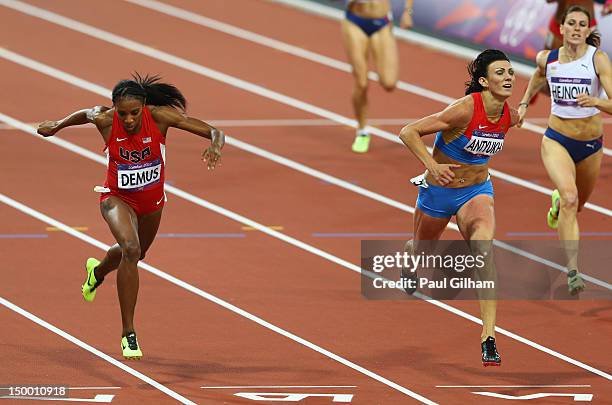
469,239,493,258
404,239,414,254
121,240,141,263
354,77,368,94
559,188,579,212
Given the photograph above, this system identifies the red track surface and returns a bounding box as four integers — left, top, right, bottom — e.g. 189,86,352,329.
1,1,611,404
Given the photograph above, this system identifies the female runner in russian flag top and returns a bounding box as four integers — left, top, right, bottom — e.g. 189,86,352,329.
399,49,521,367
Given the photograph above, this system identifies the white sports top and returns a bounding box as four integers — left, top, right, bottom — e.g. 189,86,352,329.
546,45,602,119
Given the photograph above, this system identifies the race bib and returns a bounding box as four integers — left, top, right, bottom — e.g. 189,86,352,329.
117,160,162,190
464,130,505,156
550,77,591,106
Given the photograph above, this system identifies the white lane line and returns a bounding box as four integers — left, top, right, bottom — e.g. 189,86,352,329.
126,0,612,156
0,118,411,130
436,385,592,388
1,50,610,292
1,114,611,383
0,298,195,405
3,1,611,212
203,118,410,127
0,193,436,405
201,385,357,389
8,118,612,131
473,392,594,401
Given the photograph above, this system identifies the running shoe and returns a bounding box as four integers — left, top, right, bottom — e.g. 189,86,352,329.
547,189,560,229
481,336,501,367
351,133,371,153
399,266,418,295
567,269,585,296
121,332,143,360
82,258,102,302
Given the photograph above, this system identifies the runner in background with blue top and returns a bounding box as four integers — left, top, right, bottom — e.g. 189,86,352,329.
342,0,414,153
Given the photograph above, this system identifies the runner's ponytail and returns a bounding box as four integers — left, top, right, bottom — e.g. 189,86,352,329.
112,73,187,112
586,30,601,48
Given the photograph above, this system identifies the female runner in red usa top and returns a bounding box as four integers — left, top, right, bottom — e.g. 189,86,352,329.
105,97,167,215
399,50,520,367
37,74,225,360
